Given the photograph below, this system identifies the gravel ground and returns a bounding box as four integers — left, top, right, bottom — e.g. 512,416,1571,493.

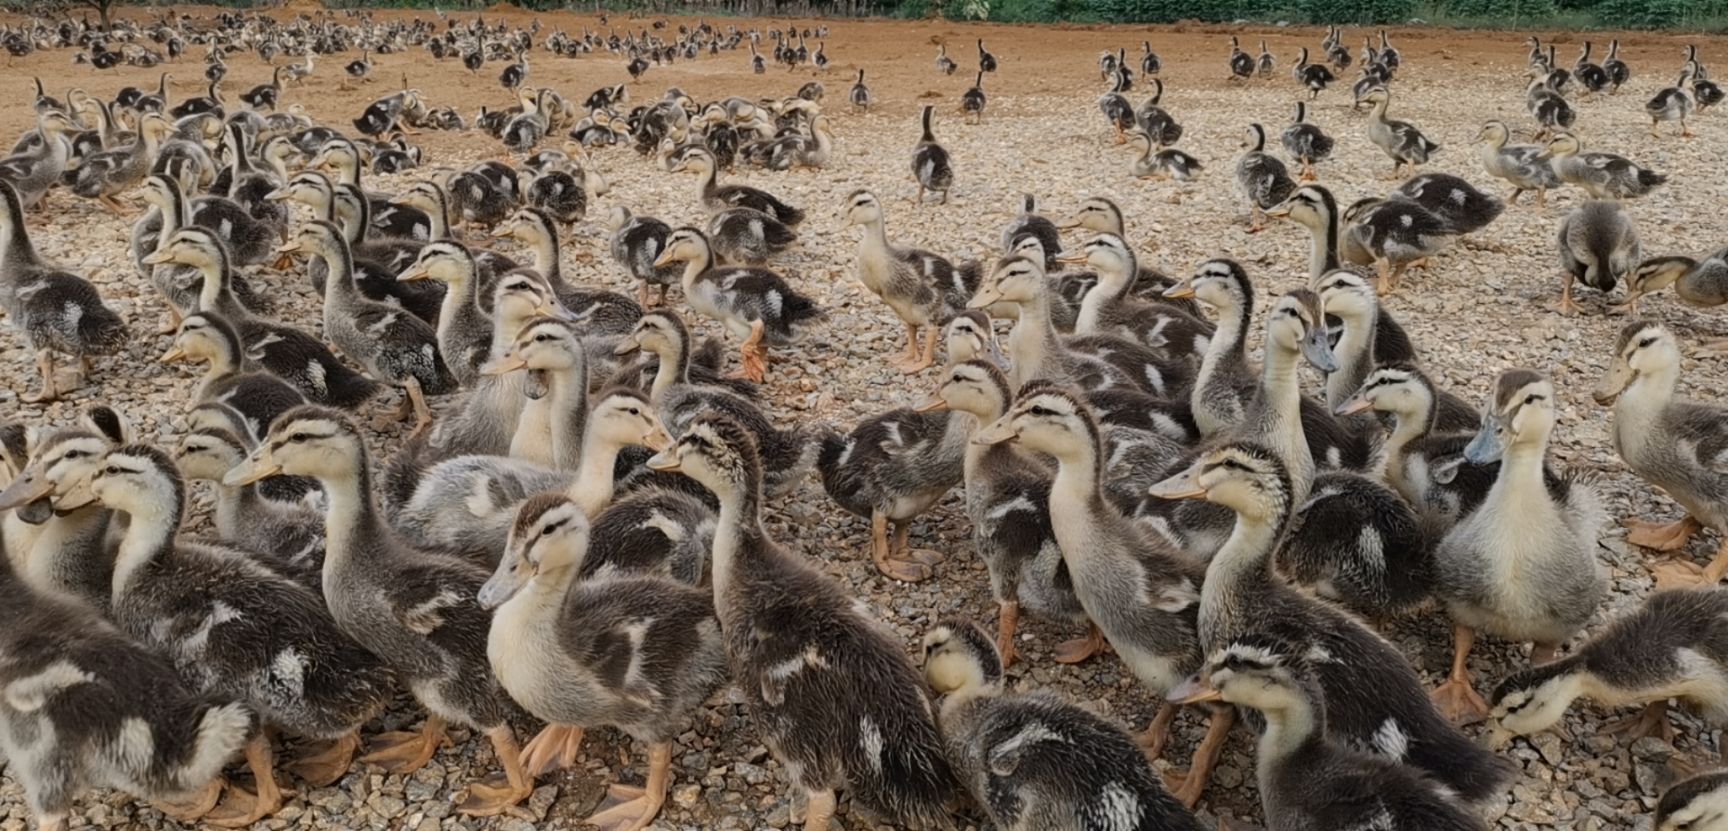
1,7,1726,831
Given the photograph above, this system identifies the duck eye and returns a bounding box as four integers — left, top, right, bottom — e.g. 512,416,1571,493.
1637,336,1657,349
103,465,121,476
1028,405,1053,417
1525,394,1539,405
290,432,311,443
62,450,83,460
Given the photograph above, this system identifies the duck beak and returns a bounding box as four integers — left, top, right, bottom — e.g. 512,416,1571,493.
275,240,303,254
158,346,187,363
1334,394,1373,416
1265,202,1293,219
0,471,53,511
483,355,529,375
141,248,175,265
489,226,516,240
967,287,1003,310
222,449,281,487
1486,725,1515,751
1148,462,1206,500
1167,674,1223,705
1055,216,1081,229
914,397,948,413
614,338,642,356
1161,280,1195,299
536,302,578,322
396,265,430,282
971,418,1017,446
264,187,290,201
643,426,674,452
1462,422,1505,465
1593,364,1633,406
1302,326,1340,374
651,250,676,268
1054,250,1088,264
644,449,681,472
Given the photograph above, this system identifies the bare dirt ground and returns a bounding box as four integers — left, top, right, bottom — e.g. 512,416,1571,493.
2,6,1727,831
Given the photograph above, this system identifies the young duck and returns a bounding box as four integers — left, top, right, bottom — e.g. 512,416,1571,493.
912,104,955,204
78,444,395,823
1647,69,1697,138
0,533,257,831
173,427,324,583
924,361,1095,667
922,619,1204,831
843,189,974,374
1280,101,1333,181
215,122,290,232
478,493,728,828
1343,195,1453,295
607,205,684,307
1556,201,1640,314
645,414,962,830
1625,251,1728,330
1655,771,1728,831
1292,46,1337,98
523,162,588,226
707,206,797,266
394,241,495,388
1311,268,1458,416
1489,587,1728,752
1175,634,1491,831
655,227,822,383
131,174,269,329
1135,78,1184,147
975,386,1221,806
1545,133,1666,200
1000,193,1065,272
308,138,433,239
1279,464,1433,622
966,255,1137,393
1429,369,1605,723
279,220,457,434
1396,173,1504,236
673,147,804,226
0,411,125,608
1474,120,1560,206
226,407,534,816
159,312,306,441
0,180,129,403
1150,443,1512,805
490,207,641,355
1128,130,1204,183
1236,123,1297,232
1059,232,1210,372
1162,260,1257,437
1360,87,1440,177
1595,322,1728,586
848,68,871,112
1098,71,1137,143
818,387,968,583
0,110,77,209
961,71,988,123
68,112,172,214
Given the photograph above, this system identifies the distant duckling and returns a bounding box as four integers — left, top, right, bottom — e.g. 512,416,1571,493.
1128,130,1203,182
912,104,954,204
922,619,1204,831
1555,200,1639,315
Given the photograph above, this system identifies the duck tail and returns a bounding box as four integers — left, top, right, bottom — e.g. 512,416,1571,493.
1637,168,1667,189
79,302,130,356
1405,721,1516,807
380,431,434,519
767,421,832,497
159,699,256,794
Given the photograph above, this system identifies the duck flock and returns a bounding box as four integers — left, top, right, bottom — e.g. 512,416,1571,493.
1,9,1727,831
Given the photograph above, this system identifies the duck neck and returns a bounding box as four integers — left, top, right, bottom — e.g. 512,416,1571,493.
710,475,766,609
697,162,719,201
564,430,621,517
1494,434,1550,500
528,229,566,289
678,246,713,291
1194,298,1250,434
1617,362,1678,429
194,254,246,321
1255,693,1321,779
1203,498,1288,643
435,259,478,343
318,462,384,576
318,238,362,311
1381,401,1433,485
1046,439,1105,551
1077,258,1134,334
111,489,183,601
1325,308,1375,409
1007,289,1060,389
1307,216,1342,283
542,361,588,468
0,192,37,269
648,337,692,403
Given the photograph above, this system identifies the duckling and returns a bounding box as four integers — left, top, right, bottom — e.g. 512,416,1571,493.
607,205,684,307
922,619,1204,830
1174,634,1492,831
843,189,974,374
1161,260,1257,437
69,111,171,214
278,220,457,434
1625,250,1728,326
673,148,804,226
1128,130,1203,182
1227,35,1254,80
1313,270,1472,425
226,408,534,816
478,493,728,828
1555,201,1639,314
217,123,291,233
1361,87,1440,177
1397,173,1504,237
1604,40,1632,92
706,206,798,267
1474,120,1561,206
0,412,125,608
644,414,962,830
1648,69,1697,138
967,255,1130,391
849,68,871,112
1000,194,1065,272
80,444,395,822
491,208,642,357
1098,71,1137,143
1059,233,1210,371
1526,71,1576,138
395,241,496,388
0,180,129,403
1257,39,1276,78
1236,123,1296,232
912,104,954,204
1150,444,1513,804
936,42,958,75
961,72,987,124
1489,587,1728,752
1280,101,1333,181
1428,369,1605,723
1655,771,1728,831
523,163,587,226
0,537,257,831
923,361,1094,667
134,172,274,274
446,167,518,231
1344,195,1453,295
310,138,435,240
159,312,306,440
654,228,820,383
1279,466,1433,621
173,428,324,583
974,387,1221,806
1595,322,1728,586
1134,78,1184,147
1292,46,1336,98
0,110,77,209
1545,133,1666,200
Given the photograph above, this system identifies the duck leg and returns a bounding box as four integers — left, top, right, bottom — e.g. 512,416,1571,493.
1374,260,1395,296
1161,704,1236,809
1246,205,1267,233
1605,701,1676,744
898,325,938,374
21,349,60,404
405,377,434,437
286,731,360,787
581,742,673,831
1624,515,1700,552
995,600,1020,668
868,510,932,582
891,520,944,569
151,777,225,823
888,321,921,370
520,724,586,777
204,735,284,828
727,319,768,383
1432,625,1490,723
359,714,445,775
1135,700,1181,760
1053,622,1107,664
802,788,837,831
1556,272,1581,314
458,726,534,817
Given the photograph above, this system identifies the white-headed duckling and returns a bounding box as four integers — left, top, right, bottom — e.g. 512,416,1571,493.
0,180,129,403
843,189,974,374
975,386,1221,806
673,147,804,226
1429,369,1605,723
1545,133,1666,200
645,414,962,830
0,534,258,831
478,493,728,828
654,227,822,383
173,427,324,584
0,409,126,607
1489,587,1728,752
1396,173,1504,236
1475,120,1560,206
1595,321,1728,586
1556,200,1640,315
1151,443,1513,806
77,443,395,822
923,361,1094,667
923,619,1204,830
912,104,955,204
1174,633,1492,831
1624,250,1728,325
1281,101,1333,181
159,311,306,440
1236,123,1297,232
1360,87,1440,177
225,407,534,816
1655,770,1728,831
